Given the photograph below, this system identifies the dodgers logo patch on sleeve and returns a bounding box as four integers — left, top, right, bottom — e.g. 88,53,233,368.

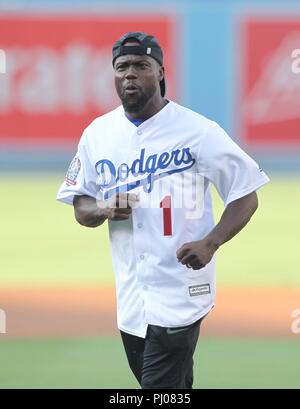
65,156,81,186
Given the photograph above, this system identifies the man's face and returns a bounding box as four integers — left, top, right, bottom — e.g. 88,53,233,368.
114,41,164,113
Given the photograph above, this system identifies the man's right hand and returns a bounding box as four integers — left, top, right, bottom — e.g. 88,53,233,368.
102,193,140,221
73,193,139,228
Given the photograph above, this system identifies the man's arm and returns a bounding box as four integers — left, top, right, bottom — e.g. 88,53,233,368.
73,193,139,228
176,191,258,270
73,195,108,228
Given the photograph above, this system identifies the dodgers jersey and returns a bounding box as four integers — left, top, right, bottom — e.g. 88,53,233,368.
57,101,270,338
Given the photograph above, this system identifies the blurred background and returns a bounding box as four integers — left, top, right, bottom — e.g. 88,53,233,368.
0,0,299,389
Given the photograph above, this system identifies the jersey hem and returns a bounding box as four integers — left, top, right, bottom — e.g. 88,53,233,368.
145,304,215,329
118,326,148,339
56,195,74,205
224,176,270,207
118,304,215,339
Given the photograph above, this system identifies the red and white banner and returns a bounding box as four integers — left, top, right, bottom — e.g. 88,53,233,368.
241,17,300,147
0,14,178,145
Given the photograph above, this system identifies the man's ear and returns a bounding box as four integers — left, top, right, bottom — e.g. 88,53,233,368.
159,66,165,81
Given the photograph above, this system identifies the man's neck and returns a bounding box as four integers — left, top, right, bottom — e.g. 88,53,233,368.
125,98,168,121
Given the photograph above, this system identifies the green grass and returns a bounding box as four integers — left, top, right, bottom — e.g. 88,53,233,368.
0,337,299,389
0,173,299,287
0,174,114,285
212,175,300,286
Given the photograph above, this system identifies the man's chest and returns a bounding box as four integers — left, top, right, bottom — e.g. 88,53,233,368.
87,126,201,200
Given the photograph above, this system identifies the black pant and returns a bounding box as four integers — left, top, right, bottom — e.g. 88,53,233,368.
120,318,203,389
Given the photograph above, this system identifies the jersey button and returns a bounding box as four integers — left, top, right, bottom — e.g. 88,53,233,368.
137,223,143,228
140,254,145,260
137,130,142,135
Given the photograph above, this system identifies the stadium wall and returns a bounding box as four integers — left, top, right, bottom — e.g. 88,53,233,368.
0,0,299,171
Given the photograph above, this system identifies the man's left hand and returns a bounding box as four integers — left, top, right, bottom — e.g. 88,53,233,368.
176,239,218,270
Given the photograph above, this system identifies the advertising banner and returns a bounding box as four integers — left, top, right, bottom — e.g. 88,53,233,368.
241,17,300,147
0,14,178,145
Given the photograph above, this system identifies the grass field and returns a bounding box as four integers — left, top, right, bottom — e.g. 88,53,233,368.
0,337,299,389
0,173,299,287
0,173,299,389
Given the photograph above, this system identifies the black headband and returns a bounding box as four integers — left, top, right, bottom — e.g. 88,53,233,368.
112,32,166,97
112,45,163,67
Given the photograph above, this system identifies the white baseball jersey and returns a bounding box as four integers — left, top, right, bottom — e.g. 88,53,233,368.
57,101,270,338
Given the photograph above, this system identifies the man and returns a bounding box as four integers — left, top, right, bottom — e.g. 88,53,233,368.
57,32,269,389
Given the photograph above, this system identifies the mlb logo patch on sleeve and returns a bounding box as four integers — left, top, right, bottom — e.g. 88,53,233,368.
65,156,81,186
189,284,211,297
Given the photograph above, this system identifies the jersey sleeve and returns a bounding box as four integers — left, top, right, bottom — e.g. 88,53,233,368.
197,122,270,206
56,131,98,205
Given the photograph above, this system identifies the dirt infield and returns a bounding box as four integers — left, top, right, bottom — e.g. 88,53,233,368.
0,286,299,339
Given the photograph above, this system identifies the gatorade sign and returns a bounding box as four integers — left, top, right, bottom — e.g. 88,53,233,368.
0,14,178,145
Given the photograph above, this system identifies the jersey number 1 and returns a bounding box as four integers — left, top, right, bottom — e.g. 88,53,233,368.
160,196,172,236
